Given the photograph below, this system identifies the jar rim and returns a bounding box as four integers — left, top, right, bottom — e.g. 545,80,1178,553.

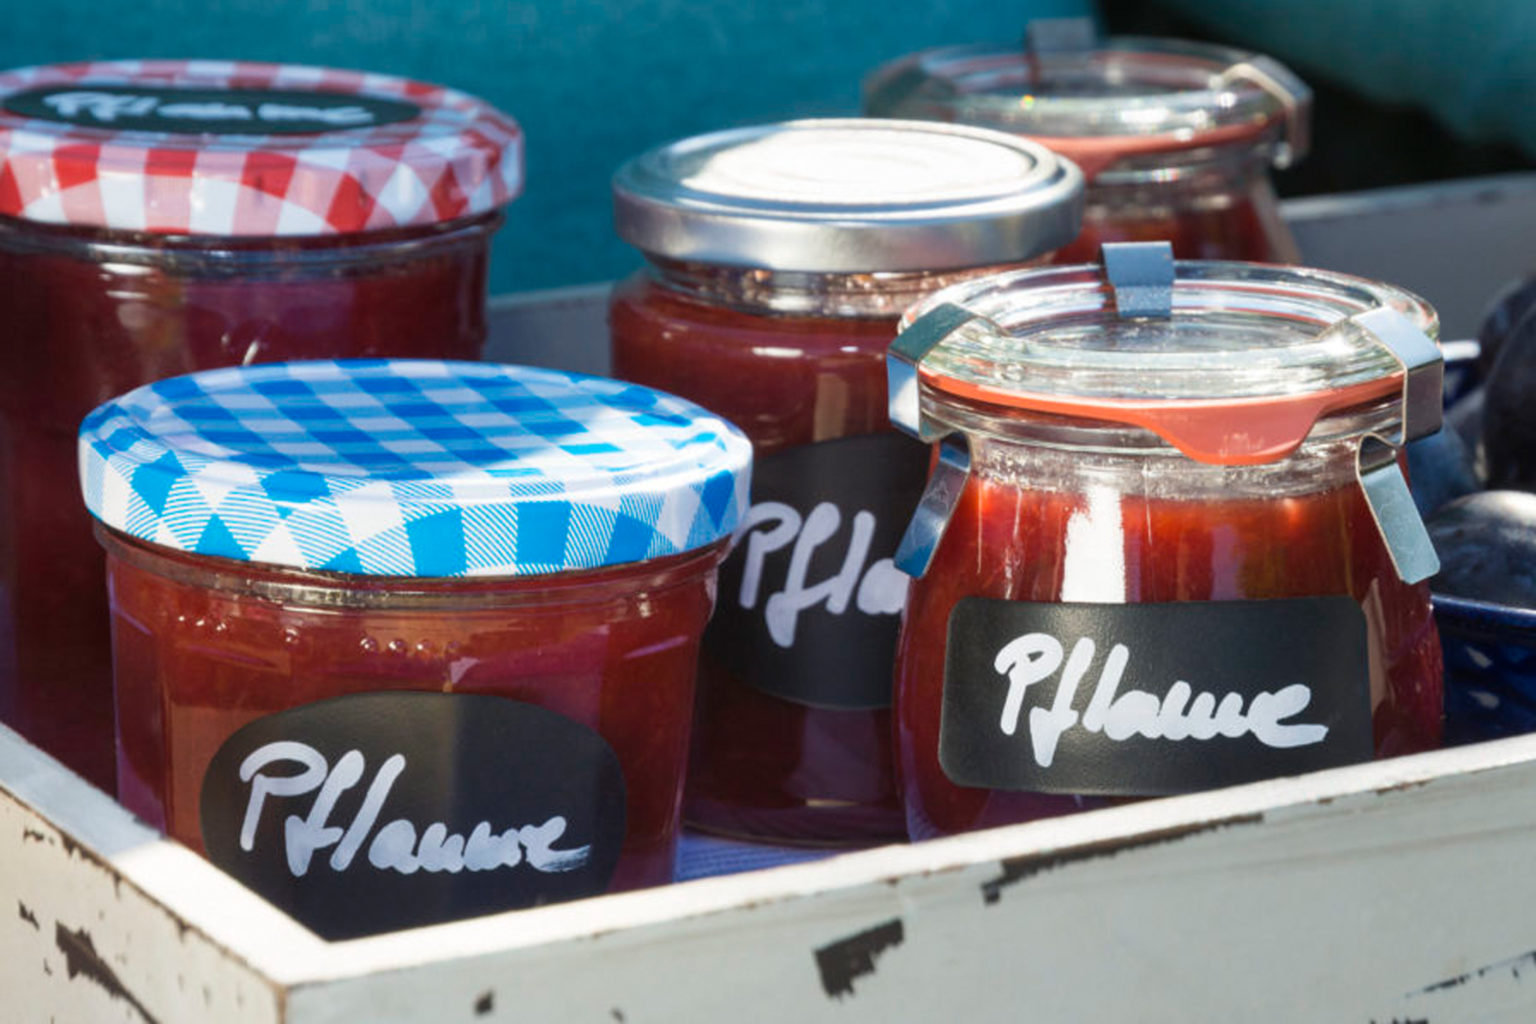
97,523,728,607
863,37,1309,176
899,260,1439,466
0,210,502,275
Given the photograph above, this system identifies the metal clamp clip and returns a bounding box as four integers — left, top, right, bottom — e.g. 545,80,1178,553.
1218,55,1313,169
1348,307,1444,584
888,302,988,442
886,302,997,577
1103,241,1174,319
893,436,972,579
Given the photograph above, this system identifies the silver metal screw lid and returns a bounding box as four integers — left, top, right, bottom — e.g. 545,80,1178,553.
612,118,1084,274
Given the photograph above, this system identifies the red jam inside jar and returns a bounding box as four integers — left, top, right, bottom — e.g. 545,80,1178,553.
1042,145,1291,264
79,360,751,933
887,260,1444,840
610,120,1082,843
611,271,909,843
0,60,523,788
864,36,1310,263
102,531,723,893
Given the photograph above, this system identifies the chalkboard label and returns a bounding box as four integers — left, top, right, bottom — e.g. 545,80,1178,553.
940,597,1374,795
4,85,421,135
200,692,627,940
710,432,930,710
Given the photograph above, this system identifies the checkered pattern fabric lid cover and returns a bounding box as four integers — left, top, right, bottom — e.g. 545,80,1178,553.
0,60,522,235
79,360,752,577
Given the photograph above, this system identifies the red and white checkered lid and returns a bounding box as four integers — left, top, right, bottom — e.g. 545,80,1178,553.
0,60,523,236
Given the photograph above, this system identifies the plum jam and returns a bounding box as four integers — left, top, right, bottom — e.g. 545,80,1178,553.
79,360,750,936
887,254,1445,840
864,32,1310,263
0,60,523,788
610,120,1082,843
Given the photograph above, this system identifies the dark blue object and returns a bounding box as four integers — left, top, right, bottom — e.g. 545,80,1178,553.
1478,275,1536,378
1445,386,1484,454
1482,302,1536,488
675,831,841,880
1440,338,1483,408
1406,427,1481,518
1435,593,1536,746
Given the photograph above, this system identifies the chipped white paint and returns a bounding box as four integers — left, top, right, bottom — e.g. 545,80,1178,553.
9,723,1536,1022
0,725,288,1024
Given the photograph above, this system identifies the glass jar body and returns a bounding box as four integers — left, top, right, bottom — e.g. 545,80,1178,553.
1048,148,1297,264
894,411,1443,840
0,214,498,788
610,264,933,843
860,40,1305,265
102,529,722,892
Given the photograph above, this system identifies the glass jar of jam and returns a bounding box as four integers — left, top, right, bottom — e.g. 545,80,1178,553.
864,27,1310,263
0,60,523,788
887,246,1444,840
610,119,1083,843
78,359,749,938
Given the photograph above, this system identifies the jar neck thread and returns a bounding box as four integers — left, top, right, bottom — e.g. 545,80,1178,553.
1089,140,1276,188
642,257,1021,319
0,211,503,277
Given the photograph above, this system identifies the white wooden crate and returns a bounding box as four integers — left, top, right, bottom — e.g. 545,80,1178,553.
6,174,1536,1022
9,724,1536,1022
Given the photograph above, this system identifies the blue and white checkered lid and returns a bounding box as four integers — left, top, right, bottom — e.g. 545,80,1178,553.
78,360,753,577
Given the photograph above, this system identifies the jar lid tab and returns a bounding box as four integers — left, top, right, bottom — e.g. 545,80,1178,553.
1025,17,1098,59
1103,241,1174,319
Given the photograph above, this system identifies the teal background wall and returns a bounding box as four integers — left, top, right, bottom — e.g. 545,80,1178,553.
1155,0,1536,161
12,1,1530,295
0,1,1090,294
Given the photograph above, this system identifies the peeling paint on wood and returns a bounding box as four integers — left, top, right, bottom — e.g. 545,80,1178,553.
55,923,161,1024
1372,778,1435,798
1414,949,1536,995
18,900,38,930
979,815,1263,905
814,918,905,999
474,990,494,1016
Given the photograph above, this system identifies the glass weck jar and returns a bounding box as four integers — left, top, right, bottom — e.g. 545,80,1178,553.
78,359,750,939
609,119,1083,843
864,23,1310,263
886,244,1445,840
0,60,523,789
